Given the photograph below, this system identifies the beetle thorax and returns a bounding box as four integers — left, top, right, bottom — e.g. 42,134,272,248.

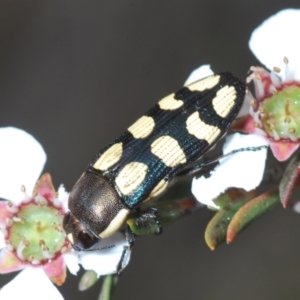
68,172,129,239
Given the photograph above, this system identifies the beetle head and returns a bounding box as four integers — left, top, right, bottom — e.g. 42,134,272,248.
63,211,99,251
63,172,130,251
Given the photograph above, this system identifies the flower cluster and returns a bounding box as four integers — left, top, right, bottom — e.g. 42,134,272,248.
189,9,300,250
0,127,130,299
192,8,300,208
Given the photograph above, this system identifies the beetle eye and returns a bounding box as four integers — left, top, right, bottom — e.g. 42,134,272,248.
63,212,99,251
76,231,99,250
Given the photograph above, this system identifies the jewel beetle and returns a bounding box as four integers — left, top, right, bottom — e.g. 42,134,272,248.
63,72,246,252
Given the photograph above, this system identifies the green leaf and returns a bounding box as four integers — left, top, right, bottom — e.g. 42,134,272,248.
78,270,99,291
212,188,255,210
279,151,300,207
227,188,280,243
205,189,255,250
98,275,118,300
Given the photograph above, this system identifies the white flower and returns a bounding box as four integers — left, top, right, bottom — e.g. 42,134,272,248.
188,66,268,208
0,127,130,299
192,132,268,208
249,9,300,81
191,9,300,207
0,268,64,300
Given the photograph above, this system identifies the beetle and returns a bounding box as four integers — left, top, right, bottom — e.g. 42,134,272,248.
63,72,246,254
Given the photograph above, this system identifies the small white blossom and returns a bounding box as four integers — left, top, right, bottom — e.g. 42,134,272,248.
249,9,300,81
188,66,268,207
0,127,130,299
192,133,268,208
191,9,300,207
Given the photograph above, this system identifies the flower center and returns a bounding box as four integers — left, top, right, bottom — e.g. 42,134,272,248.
7,200,66,264
259,85,300,141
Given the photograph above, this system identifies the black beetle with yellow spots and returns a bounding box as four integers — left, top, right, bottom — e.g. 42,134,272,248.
63,72,246,260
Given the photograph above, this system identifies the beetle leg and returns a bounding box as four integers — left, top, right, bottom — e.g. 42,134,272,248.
115,225,134,274
116,208,163,273
135,207,163,234
116,225,137,274
148,208,163,234
116,245,130,274
125,225,135,249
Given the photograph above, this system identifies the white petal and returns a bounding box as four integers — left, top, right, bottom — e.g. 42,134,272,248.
57,185,68,200
237,90,253,117
0,127,46,202
57,184,69,211
184,65,214,86
64,252,80,275
0,268,63,300
249,9,300,80
79,232,131,276
192,133,268,208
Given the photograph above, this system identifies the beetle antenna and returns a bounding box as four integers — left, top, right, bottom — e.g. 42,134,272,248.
202,145,268,167
86,244,115,252
177,145,268,177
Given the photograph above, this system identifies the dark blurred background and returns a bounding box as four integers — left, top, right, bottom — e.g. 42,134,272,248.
1,1,300,299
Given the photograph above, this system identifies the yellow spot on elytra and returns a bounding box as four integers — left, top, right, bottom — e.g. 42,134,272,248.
212,85,236,118
186,112,221,144
128,116,155,138
99,209,130,238
187,75,220,92
158,94,184,110
148,179,168,199
93,142,123,171
151,136,187,167
115,162,148,195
